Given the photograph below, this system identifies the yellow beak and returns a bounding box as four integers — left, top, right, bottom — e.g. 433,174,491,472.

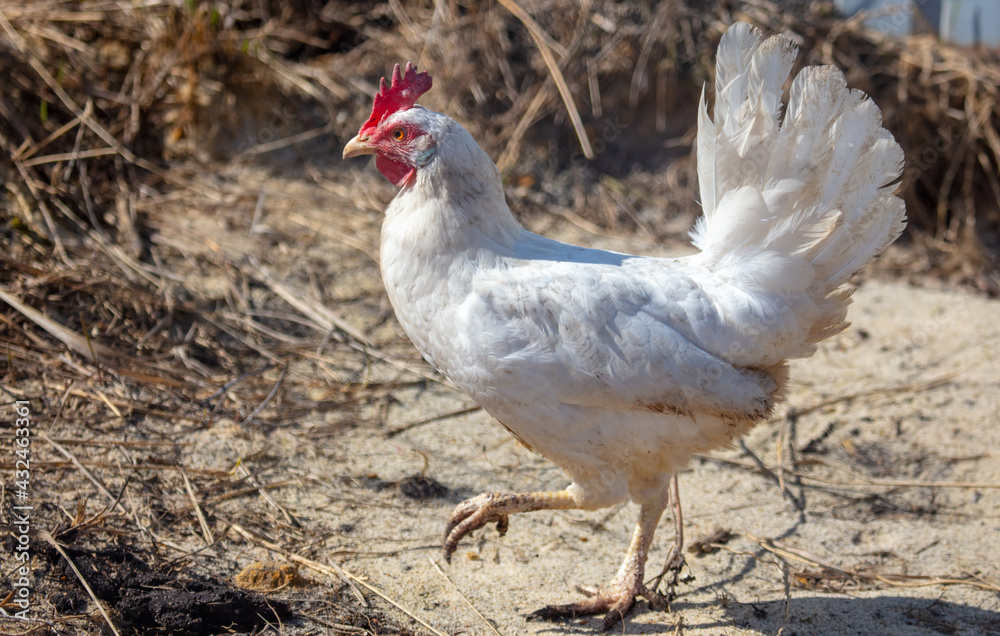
343,134,375,159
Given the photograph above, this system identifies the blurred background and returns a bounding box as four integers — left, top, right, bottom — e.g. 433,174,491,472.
2,0,998,289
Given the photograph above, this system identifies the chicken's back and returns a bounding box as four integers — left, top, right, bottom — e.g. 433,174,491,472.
383,219,783,506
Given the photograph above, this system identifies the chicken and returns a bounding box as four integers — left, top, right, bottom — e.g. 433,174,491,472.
342,22,905,629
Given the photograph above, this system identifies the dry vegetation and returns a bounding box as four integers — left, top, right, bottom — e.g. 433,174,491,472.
1,1,999,634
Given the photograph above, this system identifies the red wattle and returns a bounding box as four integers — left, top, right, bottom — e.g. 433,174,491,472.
376,154,416,187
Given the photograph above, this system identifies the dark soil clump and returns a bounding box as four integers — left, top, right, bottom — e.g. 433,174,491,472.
44,546,290,634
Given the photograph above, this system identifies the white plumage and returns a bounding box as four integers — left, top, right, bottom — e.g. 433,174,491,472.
343,22,905,628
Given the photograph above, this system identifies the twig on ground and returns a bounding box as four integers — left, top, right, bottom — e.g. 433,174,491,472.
429,558,503,636
384,405,481,438
246,256,373,347
39,530,122,636
784,375,955,420
236,461,299,527
747,534,1000,593
695,452,1000,490
238,363,288,427
41,433,118,504
180,467,215,545
300,612,371,634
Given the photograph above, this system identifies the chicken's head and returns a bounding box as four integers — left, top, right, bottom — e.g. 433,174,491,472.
343,62,436,187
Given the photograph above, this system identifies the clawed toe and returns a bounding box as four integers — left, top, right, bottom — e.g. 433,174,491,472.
527,586,638,631
526,570,687,630
442,490,580,562
442,493,512,562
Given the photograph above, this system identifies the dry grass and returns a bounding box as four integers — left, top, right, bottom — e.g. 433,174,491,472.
2,1,999,275
1,0,999,633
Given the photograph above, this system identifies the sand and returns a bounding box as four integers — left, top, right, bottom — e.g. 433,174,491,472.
11,164,999,635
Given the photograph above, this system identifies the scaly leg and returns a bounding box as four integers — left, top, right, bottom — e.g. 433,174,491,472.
443,490,579,562
528,488,672,631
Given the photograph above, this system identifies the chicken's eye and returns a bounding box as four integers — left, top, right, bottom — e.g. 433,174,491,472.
392,128,406,141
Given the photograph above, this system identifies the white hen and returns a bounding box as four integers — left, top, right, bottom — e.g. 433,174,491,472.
343,22,905,628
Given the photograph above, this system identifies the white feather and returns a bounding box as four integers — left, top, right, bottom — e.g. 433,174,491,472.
693,25,906,348
371,22,906,510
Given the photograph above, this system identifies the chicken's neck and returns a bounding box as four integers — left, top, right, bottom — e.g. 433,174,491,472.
379,148,523,372
381,127,525,261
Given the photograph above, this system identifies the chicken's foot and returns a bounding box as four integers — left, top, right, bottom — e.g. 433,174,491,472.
443,490,578,562
528,489,671,631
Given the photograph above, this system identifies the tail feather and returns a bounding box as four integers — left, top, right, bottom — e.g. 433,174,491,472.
741,35,797,154
701,23,798,220
692,22,905,296
689,22,906,363
713,22,762,138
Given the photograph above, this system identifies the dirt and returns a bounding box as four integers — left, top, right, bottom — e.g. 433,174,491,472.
17,541,289,634
4,163,1000,635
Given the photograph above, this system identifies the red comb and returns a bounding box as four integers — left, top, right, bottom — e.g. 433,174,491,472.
359,62,433,135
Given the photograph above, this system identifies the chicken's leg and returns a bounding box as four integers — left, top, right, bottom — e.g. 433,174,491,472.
528,488,672,630
443,490,579,562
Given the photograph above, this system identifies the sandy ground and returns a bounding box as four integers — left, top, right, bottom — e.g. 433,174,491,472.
181,167,1000,635
342,276,1000,635
10,165,1000,635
